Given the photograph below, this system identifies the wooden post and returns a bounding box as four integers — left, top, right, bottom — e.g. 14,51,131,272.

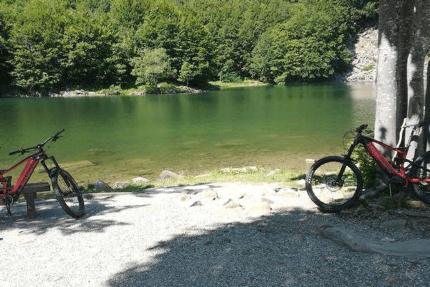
22,182,51,219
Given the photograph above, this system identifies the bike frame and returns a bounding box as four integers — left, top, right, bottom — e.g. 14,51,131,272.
341,132,430,187
0,150,59,198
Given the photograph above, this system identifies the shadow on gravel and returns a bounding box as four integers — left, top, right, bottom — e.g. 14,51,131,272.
132,183,233,198
107,209,426,287
0,198,145,235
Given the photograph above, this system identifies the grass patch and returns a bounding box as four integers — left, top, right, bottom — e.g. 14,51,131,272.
362,65,374,72
136,168,303,190
209,80,268,90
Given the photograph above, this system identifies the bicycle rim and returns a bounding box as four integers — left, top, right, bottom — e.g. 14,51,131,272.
309,159,360,209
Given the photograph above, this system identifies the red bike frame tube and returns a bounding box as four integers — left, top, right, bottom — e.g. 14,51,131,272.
0,154,41,195
364,140,404,176
360,136,430,185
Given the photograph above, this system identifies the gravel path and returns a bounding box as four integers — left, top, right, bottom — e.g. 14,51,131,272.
1,182,430,286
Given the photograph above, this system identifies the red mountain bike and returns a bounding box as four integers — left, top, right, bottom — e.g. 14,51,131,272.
306,123,430,213
0,129,85,218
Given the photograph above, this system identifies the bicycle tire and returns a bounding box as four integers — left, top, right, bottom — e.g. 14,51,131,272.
410,151,430,204
306,156,363,213
51,168,85,218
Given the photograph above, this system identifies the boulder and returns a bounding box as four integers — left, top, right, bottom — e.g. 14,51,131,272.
197,188,218,199
132,177,150,185
114,181,130,189
321,226,430,258
94,180,113,192
159,170,180,180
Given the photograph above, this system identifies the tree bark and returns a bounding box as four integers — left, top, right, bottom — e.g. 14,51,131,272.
375,0,402,158
424,60,430,151
406,0,430,159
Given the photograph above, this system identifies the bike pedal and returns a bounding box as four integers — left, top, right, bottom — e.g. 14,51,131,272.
388,175,406,186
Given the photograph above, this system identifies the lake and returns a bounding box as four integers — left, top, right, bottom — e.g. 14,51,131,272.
0,83,375,185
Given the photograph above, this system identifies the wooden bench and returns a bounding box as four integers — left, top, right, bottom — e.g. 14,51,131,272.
22,182,51,219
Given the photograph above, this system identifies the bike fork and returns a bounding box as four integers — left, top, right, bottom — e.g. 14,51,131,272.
336,143,357,183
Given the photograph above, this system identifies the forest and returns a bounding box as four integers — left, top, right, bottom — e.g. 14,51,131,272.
0,0,377,94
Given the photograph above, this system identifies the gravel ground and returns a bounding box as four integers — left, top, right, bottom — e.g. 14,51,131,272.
2,182,430,287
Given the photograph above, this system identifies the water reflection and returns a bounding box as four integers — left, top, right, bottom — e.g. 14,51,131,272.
0,84,375,183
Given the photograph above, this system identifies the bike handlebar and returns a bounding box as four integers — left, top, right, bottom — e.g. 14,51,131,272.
356,124,368,134
9,129,65,156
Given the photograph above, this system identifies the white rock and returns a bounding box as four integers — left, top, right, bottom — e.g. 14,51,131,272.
114,181,130,189
132,177,150,185
159,170,180,180
197,189,219,199
94,180,113,192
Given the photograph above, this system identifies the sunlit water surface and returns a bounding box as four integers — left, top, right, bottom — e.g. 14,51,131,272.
0,84,375,184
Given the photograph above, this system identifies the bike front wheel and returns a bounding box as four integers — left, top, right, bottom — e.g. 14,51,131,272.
306,156,363,213
51,168,85,218
410,151,430,204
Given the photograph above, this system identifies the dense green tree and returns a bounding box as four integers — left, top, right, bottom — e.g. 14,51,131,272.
0,4,11,84
0,0,380,94
60,5,120,87
131,48,176,87
250,0,353,83
9,0,69,92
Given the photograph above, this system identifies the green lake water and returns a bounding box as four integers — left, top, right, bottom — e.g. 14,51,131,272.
0,84,375,185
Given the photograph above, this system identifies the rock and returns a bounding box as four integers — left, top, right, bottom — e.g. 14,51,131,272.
177,193,191,202
296,179,306,189
190,201,203,207
94,180,113,192
261,198,274,204
266,169,280,177
130,91,147,96
223,199,241,208
406,200,429,210
114,181,130,189
159,170,180,180
132,177,150,185
247,166,258,172
197,189,218,199
321,226,430,258
221,166,257,174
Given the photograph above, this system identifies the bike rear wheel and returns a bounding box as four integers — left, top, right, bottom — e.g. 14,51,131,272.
411,151,430,204
51,168,85,218
306,156,363,213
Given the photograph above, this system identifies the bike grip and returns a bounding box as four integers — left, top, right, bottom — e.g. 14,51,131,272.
9,149,21,156
356,124,368,132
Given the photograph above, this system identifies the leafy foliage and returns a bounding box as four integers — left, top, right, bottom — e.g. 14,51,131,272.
131,48,176,87
250,0,354,83
0,0,378,94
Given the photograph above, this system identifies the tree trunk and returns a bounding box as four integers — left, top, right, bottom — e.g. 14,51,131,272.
406,0,430,159
424,60,430,151
375,0,402,158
